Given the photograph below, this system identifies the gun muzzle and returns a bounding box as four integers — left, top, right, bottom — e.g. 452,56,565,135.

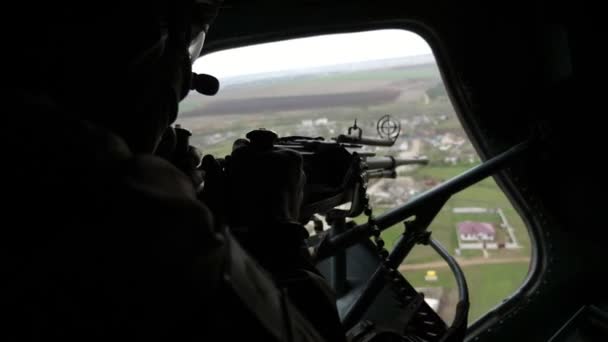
335,134,396,146
367,169,397,179
364,156,429,170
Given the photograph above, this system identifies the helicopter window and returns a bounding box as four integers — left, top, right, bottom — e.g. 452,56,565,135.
182,29,532,326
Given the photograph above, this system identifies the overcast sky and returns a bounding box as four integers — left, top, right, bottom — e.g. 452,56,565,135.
193,29,433,79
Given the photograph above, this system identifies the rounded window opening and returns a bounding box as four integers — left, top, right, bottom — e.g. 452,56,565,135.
182,29,533,326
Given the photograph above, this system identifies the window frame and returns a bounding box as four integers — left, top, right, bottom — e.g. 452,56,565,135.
195,22,545,338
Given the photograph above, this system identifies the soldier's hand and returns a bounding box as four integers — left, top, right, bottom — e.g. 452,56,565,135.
156,126,204,189
199,154,227,229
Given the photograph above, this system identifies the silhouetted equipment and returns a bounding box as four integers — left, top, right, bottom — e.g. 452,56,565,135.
191,72,220,95
335,116,401,146
174,125,194,158
203,116,427,221
365,156,428,170
334,134,397,146
270,135,426,220
247,128,278,150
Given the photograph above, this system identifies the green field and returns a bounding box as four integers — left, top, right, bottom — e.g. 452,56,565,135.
317,65,440,82
356,166,530,263
355,163,531,324
220,64,441,91
404,262,530,322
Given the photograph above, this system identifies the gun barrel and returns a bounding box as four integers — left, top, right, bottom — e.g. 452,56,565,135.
367,169,397,179
335,134,395,146
365,156,429,170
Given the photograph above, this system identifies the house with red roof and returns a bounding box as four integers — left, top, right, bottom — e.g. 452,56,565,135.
457,221,496,242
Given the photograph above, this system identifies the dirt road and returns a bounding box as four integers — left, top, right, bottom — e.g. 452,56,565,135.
398,256,530,271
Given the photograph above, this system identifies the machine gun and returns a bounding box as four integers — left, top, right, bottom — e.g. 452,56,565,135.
257,130,429,221
207,115,427,222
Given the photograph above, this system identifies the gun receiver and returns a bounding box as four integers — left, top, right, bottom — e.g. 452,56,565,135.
222,128,427,220
364,156,429,170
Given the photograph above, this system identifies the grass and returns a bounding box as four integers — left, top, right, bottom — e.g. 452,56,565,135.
407,165,473,181
357,163,532,324
318,65,440,82
460,249,483,258
259,64,442,88
362,165,530,323
403,261,530,322
353,206,459,264
494,226,508,244
356,170,530,262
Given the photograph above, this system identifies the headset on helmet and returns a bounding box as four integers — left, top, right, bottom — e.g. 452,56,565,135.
189,1,223,96
134,0,222,102
174,0,224,97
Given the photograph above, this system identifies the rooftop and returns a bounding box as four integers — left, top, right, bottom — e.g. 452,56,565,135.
457,221,496,235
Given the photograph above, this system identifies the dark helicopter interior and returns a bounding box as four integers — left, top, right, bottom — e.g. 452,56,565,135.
187,1,603,341
5,1,603,342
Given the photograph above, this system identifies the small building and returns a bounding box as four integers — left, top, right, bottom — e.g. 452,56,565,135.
314,117,328,126
425,270,438,282
457,221,496,242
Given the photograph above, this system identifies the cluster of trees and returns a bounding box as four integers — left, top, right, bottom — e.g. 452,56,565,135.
426,82,447,100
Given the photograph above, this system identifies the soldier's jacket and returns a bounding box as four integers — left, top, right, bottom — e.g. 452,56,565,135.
2,91,345,341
